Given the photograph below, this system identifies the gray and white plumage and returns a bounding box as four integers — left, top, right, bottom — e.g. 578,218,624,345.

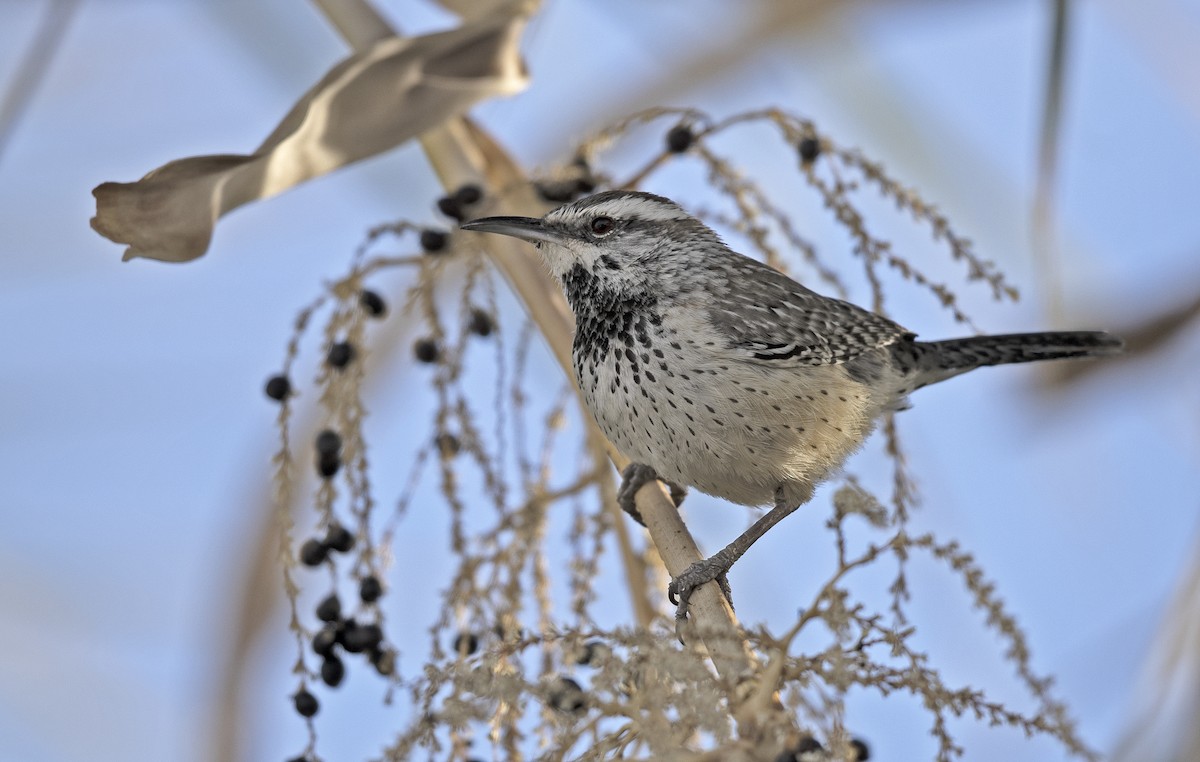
462,190,1121,616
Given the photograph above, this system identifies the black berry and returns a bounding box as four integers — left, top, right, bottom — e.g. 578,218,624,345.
413,338,440,364
576,640,610,666
419,228,447,253
435,433,460,458
452,631,479,656
666,124,695,153
798,136,821,163
293,688,319,717
575,176,596,194
467,309,494,337
359,575,383,603
326,341,355,369
343,622,383,653
324,523,354,553
370,647,395,676
315,429,341,456
436,196,465,221
312,624,339,657
794,736,823,753
299,539,327,567
265,375,291,401
850,739,870,761
535,181,575,203
548,677,586,715
315,593,341,623
335,617,357,649
360,289,387,318
453,184,483,206
320,655,345,688
317,451,341,479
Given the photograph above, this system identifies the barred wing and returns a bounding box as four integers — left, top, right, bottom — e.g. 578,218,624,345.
702,253,912,367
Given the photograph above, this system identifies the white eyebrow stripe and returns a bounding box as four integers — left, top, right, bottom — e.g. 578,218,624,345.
554,196,690,223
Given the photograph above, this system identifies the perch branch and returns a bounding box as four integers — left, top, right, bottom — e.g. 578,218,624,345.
310,0,759,693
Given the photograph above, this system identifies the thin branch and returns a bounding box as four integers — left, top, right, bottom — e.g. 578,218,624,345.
1032,0,1071,324
0,0,81,164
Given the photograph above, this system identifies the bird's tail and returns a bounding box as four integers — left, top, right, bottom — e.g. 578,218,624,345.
911,331,1123,387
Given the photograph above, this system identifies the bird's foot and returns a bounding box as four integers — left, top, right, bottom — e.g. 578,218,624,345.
617,463,687,525
667,481,688,508
667,550,735,634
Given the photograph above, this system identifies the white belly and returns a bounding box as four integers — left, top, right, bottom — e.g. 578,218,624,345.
578,346,882,507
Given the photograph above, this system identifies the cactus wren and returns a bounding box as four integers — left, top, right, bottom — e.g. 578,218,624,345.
462,190,1122,622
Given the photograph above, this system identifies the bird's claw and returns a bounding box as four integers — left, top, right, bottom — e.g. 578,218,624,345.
617,463,687,525
667,553,735,631
667,481,688,509
616,463,656,525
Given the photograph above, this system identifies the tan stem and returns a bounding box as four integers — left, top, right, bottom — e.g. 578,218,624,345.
313,0,757,698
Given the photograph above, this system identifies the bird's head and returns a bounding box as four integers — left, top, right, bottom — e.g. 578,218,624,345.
461,190,720,292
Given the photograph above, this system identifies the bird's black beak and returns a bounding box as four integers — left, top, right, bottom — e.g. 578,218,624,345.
460,216,565,246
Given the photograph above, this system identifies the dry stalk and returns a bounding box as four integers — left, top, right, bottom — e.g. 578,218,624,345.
310,0,761,719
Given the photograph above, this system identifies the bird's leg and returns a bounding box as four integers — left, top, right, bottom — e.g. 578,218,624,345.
617,463,686,525
668,485,809,626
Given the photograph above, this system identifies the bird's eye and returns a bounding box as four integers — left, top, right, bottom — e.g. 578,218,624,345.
590,216,615,236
